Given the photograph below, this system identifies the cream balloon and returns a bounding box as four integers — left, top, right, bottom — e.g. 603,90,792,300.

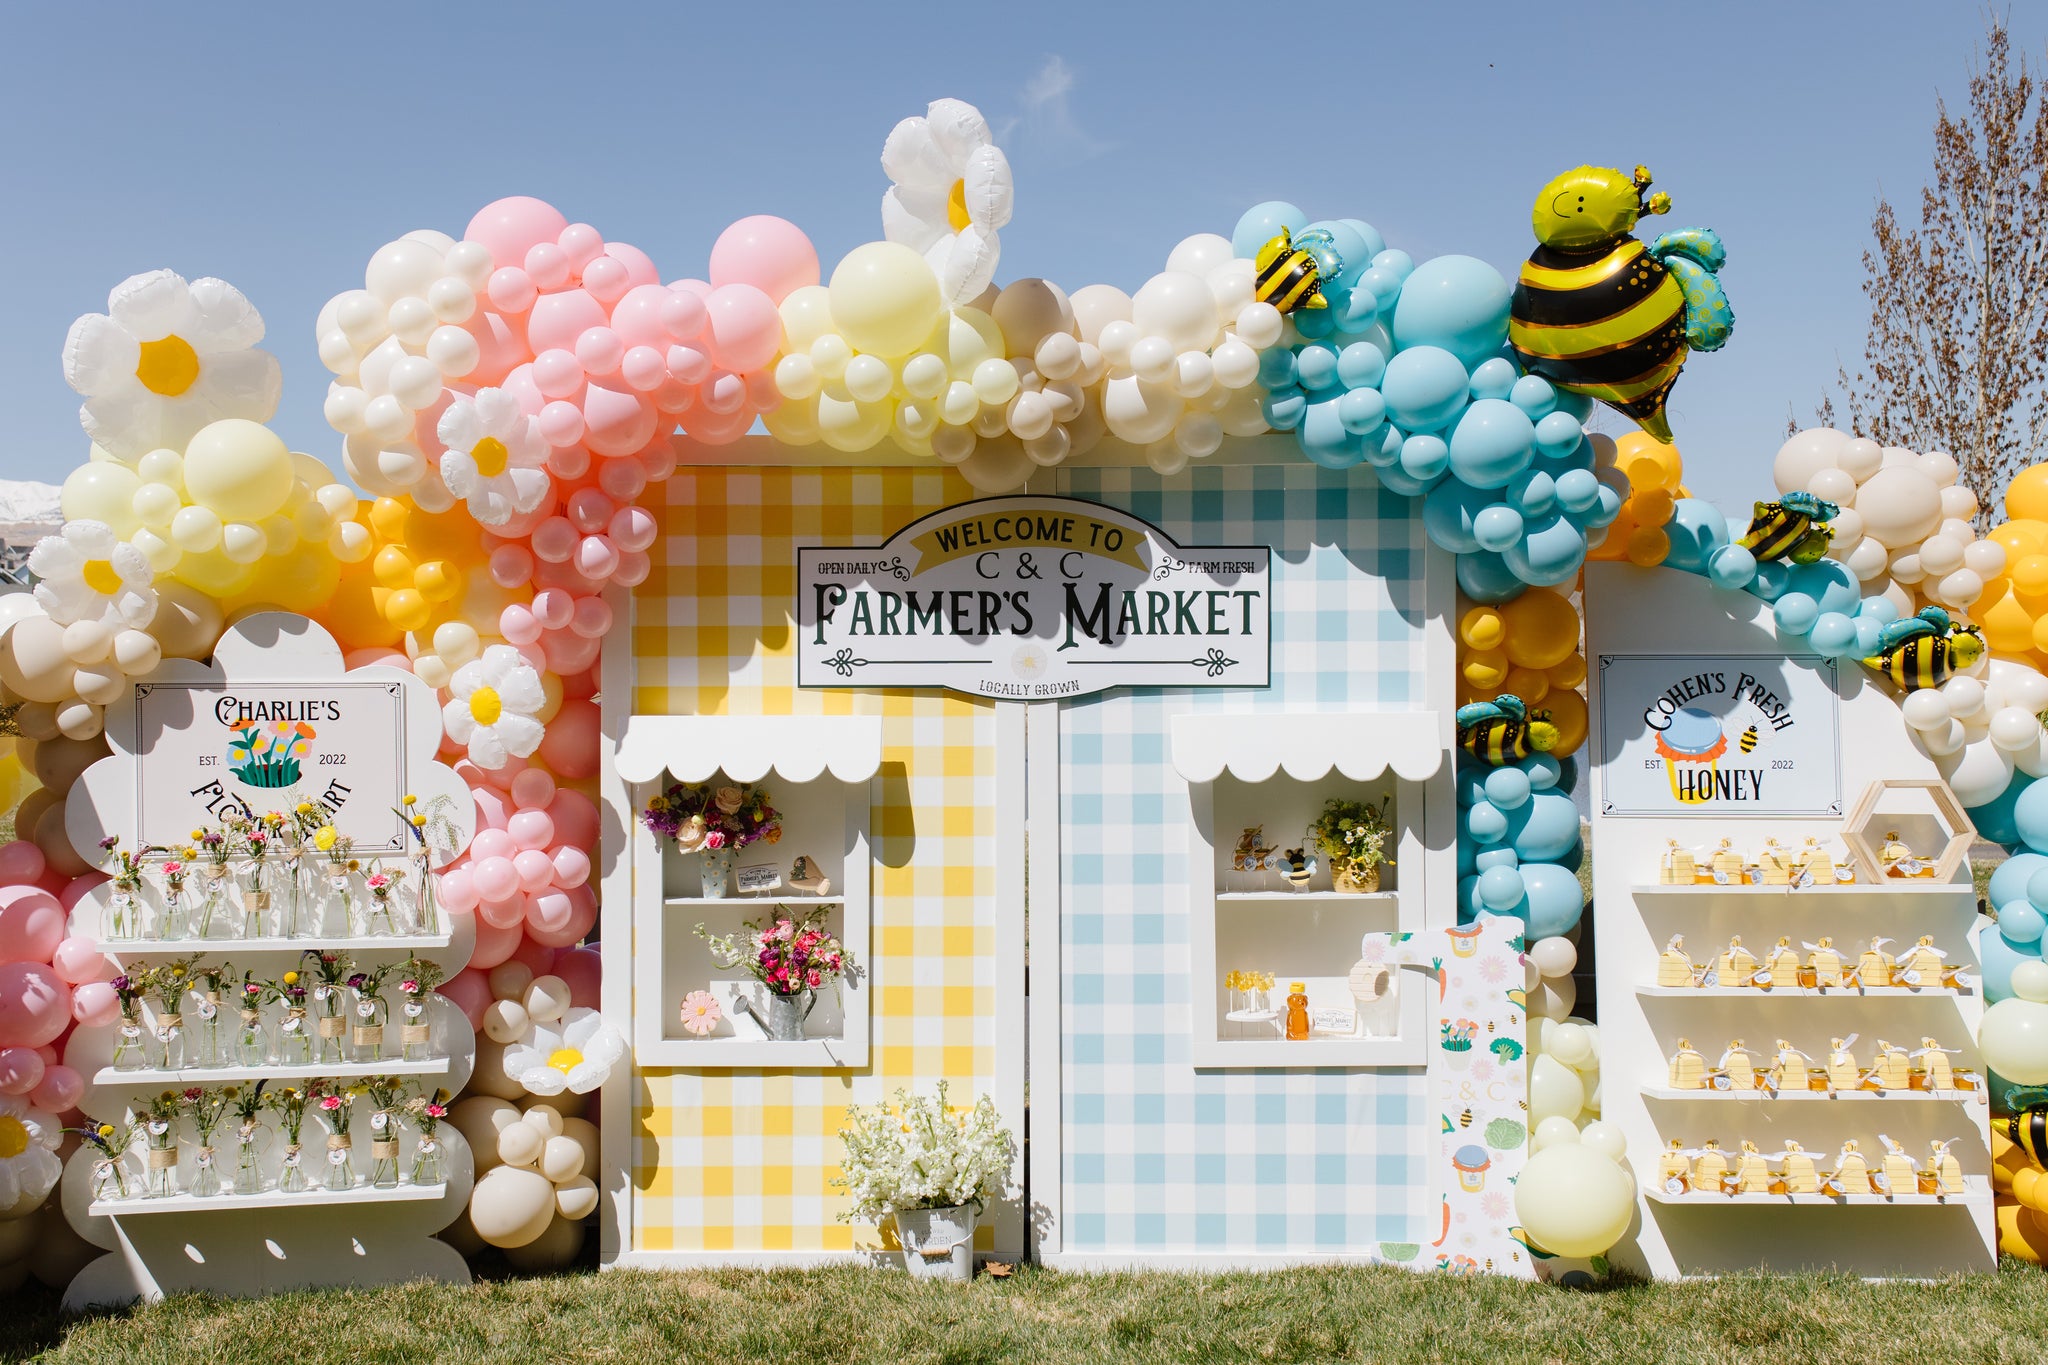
448,1096,521,1176
828,242,943,359
482,998,530,1044
181,419,297,523
1528,1053,1586,1122
1856,467,1944,548
497,1119,545,1169
1530,1116,1581,1153
1513,1144,1635,1258
1979,996,2048,1084
503,1212,586,1270
541,1133,585,1184
469,1165,556,1248
553,1175,599,1221
1773,428,1850,494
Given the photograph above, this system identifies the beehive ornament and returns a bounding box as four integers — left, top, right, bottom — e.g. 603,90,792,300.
1736,1141,1773,1194
1760,937,1800,990
1719,1039,1761,1092
1880,830,1930,879
1799,836,1835,886
1692,1139,1731,1193
1856,937,1895,989
1717,936,1759,986
1825,1035,1861,1092
1914,1038,1959,1091
1771,1038,1815,1093
1779,1141,1819,1195
1709,838,1743,884
1668,1037,1708,1090
1826,1140,1871,1196
1870,1039,1912,1091
1660,839,1697,886
1805,937,1845,989
1657,1139,1694,1195
1658,934,1696,988
1758,838,1793,886
1876,1134,1917,1197
1900,936,1948,987
1929,1139,1965,1196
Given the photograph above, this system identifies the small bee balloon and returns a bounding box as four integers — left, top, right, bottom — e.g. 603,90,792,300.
1456,694,1560,767
1253,227,1344,315
1739,491,1838,565
1864,606,1985,691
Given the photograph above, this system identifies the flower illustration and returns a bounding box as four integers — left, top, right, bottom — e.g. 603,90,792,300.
61,269,282,459
442,644,546,769
879,98,1013,306
0,1093,62,1213
26,520,154,630
502,1006,627,1095
1477,954,1511,985
435,388,550,527
679,990,723,1037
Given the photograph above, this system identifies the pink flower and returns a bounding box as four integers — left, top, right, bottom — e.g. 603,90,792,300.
320,1096,341,1111
806,969,822,988
425,1103,447,1118
401,980,419,993
367,873,391,890
679,990,723,1037
703,830,726,850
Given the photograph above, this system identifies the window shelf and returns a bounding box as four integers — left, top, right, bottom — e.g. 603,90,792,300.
93,1057,451,1087
1641,1085,1982,1104
91,1182,448,1216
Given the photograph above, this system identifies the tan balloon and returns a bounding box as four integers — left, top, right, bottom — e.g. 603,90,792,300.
991,279,1075,357
447,1096,521,1176
35,804,88,877
465,1036,528,1102
497,1119,544,1169
29,1201,99,1290
149,581,225,661
521,1090,588,1123
1856,467,1944,548
552,1175,599,1221
482,998,529,1044
54,700,103,742
560,1117,601,1180
29,733,108,794
1772,428,1848,495
468,1166,555,1248
541,1134,584,1184
503,1211,586,1270
522,975,571,1024
521,1103,564,1138
437,1212,487,1259
0,617,80,704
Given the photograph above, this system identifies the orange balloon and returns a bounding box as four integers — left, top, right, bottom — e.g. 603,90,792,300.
1999,1200,2048,1263
1461,606,1506,652
1543,688,1589,756
1462,648,1510,693
1501,667,1550,705
1586,507,1637,561
321,560,402,650
1500,589,1581,670
1632,488,1676,529
1626,526,1671,567
1547,652,1588,691
2009,466,2048,523
1983,590,2038,655
1612,431,1683,491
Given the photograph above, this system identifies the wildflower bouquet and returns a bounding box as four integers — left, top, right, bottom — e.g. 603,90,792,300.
234,810,275,935
1309,795,1395,891
833,1080,1017,1222
229,1080,268,1193
405,1086,452,1185
142,1090,183,1196
145,958,200,1069
266,1084,311,1191
397,955,446,1062
157,847,194,938
360,1075,410,1187
303,950,354,1063
184,1085,235,1195
697,905,853,998
193,822,235,936
312,1079,361,1190
313,824,359,931
270,967,312,1064
643,781,782,854
98,835,159,939
363,860,399,936
70,1114,140,1200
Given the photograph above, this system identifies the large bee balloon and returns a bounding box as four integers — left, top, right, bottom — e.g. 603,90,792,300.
1456,694,1560,767
1253,227,1344,315
1863,606,1985,691
1508,165,1733,444
1739,491,1838,565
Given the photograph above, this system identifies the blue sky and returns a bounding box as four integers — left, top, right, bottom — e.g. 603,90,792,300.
1,1,2037,515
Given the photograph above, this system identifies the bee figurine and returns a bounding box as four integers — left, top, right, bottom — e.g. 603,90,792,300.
1737,491,1838,565
1252,226,1344,315
1456,694,1561,767
1864,605,1985,691
1278,847,1317,888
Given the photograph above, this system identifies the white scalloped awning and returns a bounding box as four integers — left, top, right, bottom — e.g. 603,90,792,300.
617,715,885,784
1170,712,1445,784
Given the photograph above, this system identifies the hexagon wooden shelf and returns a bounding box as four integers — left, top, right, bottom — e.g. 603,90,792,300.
1840,779,1976,885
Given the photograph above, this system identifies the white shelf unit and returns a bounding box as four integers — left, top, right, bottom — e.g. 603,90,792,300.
618,715,881,1070
94,1057,452,1087
93,933,452,953
90,1183,449,1216
1636,985,1973,999
1641,1085,1983,1105
1175,712,1441,1069
1644,1178,1991,1207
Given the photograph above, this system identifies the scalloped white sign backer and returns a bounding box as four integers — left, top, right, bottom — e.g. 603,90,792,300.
1169,711,1445,784
66,613,474,868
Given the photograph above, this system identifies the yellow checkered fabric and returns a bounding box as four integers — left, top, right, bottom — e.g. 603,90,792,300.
631,467,998,1252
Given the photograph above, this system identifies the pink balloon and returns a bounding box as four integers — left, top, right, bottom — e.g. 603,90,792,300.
437,866,477,916
33,1041,57,1066
620,345,666,391
344,647,410,671
0,963,70,1047
510,936,559,979
483,753,528,792
473,855,520,902
500,604,543,646
604,241,660,289
478,893,525,930
467,196,569,272
537,399,586,447
513,848,556,892
548,845,591,888
553,945,603,1009
467,915,523,971
490,544,536,589
532,588,575,630
542,630,602,676
705,283,783,372
566,487,614,534
557,223,603,269
548,788,601,849
528,289,610,356
533,348,585,400
575,326,624,376
507,810,556,852
584,257,632,305
709,216,821,304
51,936,105,985
31,1063,83,1116
0,841,46,884
541,701,603,781
580,382,657,457
609,505,658,553
466,308,529,385
610,284,674,349
526,883,597,948
0,887,66,964
59,872,107,911
596,457,646,503
0,1046,44,1095
570,596,613,639
70,979,116,1028
527,889,574,933
471,828,515,863
546,442,591,482
441,968,494,1027
525,242,571,291
510,768,556,812
487,265,538,316
616,548,652,587
661,289,709,343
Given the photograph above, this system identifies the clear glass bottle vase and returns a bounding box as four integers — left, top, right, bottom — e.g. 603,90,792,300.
326,870,356,937
113,1010,147,1071
233,1125,265,1195
323,1134,355,1192
153,1009,185,1071
350,995,387,1064
277,1141,307,1193
108,885,141,941
192,992,224,1068
144,1127,179,1199
91,1155,133,1204
236,1009,269,1066
193,867,230,938
313,990,346,1064
400,996,434,1062
158,889,188,941
238,867,271,939
278,1007,313,1066
278,854,307,939
368,1111,399,1189
410,1134,444,1187
190,1142,222,1197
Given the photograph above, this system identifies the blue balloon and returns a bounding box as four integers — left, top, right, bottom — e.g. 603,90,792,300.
1336,341,1386,390
1980,926,2042,1004
1555,839,1585,874
1860,596,1901,626
1478,865,1525,911
1423,479,1490,553
1381,346,1471,431
1551,390,1594,422
2027,865,2048,914
1298,399,1363,469
1785,559,1861,616
1296,342,1340,393
1509,375,1557,420
1854,617,1885,656
1337,220,1387,272
1968,770,2031,847
1663,498,1732,574
1261,389,1305,431
1355,266,1404,314
1339,289,1379,332
1580,481,1624,531
1294,307,1338,340
1258,348,1298,388
1554,754,1579,796
1525,753,1562,791
1991,851,2048,908
1338,387,1387,436
1465,800,1509,844
1532,411,1584,460
1501,514,1587,588
1400,432,1449,481
1390,255,1512,370
2003,901,2047,944
1455,758,1489,808
1475,847,1521,871
1511,471,1557,518
1457,875,1486,922
1750,561,1789,602
1448,399,1537,490
1303,219,1373,286
1457,837,1477,879
1773,592,1820,636
1554,468,1601,515
1376,463,1431,497
1507,790,1580,862
1372,248,1415,279
1484,766,1532,811
1232,201,1310,259
1456,550,1527,604
1518,862,1585,938
1808,612,1858,657
1468,357,1519,402
1707,544,1758,590
1473,504,1524,553
2015,777,2048,853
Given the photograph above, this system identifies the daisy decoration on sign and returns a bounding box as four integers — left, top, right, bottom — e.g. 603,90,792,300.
679,990,723,1037
443,644,546,769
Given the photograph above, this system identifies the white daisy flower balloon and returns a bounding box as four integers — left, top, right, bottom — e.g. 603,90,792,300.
62,270,283,461
502,1007,627,1095
442,644,546,769
435,388,551,527
27,520,155,630
880,98,1014,306
0,1093,62,1214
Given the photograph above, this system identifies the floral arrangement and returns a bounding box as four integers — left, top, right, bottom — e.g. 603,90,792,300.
109,971,148,1017
184,1085,234,1146
229,1080,268,1133
398,955,445,999
227,718,314,788
314,1079,359,1135
697,905,852,997
98,834,159,891
266,1085,310,1144
643,781,781,853
363,861,399,933
833,1080,1017,1222
405,1087,451,1136
1308,796,1395,881
69,1114,139,1198
158,851,191,901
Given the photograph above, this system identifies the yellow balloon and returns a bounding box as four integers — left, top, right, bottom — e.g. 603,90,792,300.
828,242,944,359
1612,430,1683,491
60,460,143,535
1993,519,2048,562
1459,606,1505,651
1502,667,1550,705
816,394,894,453
777,285,836,354
1547,651,1588,691
1545,688,1589,756
761,393,821,446
171,547,258,597
1982,589,2038,655
2010,465,2048,523
1632,487,1676,529
2016,555,2048,597
182,419,296,522
1999,1201,2048,1263
1500,589,1580,670
2015,1166,2043,1210
381,587,433,634
1626,525,1671,566
1461,648,1509,693
1585,507,1636,562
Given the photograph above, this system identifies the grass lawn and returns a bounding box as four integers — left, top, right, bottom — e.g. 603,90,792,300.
9,1263,2048,1365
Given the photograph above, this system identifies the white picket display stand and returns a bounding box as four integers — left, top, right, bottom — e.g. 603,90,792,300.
1585,564,1995,1279
54,614,478,1307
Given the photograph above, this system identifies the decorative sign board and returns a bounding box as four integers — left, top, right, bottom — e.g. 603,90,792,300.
798,496,1270,699
736,861,782,894
1596,653,1843,816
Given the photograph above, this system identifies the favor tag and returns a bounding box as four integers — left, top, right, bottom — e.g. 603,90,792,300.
196,1150,214,1170
371,1111,388,1131
1664,1176,1685,1196
328,1147,349,1166
737,861,783,894
314,986,333,1001
357,1000,377,1018
1711,1074,1732,1091
121,1024,141,1039
1712,870,1732,886
418,1138,438,1155
197,999,218,1020
148,1120,169,1136
404,1001,425,1019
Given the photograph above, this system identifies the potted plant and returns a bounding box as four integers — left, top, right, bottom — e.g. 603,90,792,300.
834,1080,1016,1282
697,905,853,1042
644,781,782,899
1309,795,1395,893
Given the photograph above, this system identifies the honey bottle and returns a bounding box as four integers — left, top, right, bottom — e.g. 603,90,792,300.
1285,982,1309,1041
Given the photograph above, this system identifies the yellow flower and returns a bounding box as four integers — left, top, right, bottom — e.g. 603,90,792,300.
283,971,298,985
402,794,417,807
411,815,426,828
96,1123,113,1138
189,828,203,841
312,826,338,852
296,802,314,815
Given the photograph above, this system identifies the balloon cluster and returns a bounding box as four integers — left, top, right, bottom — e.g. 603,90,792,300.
446,1091,599,1268
1980,960,2048,1084
1965,779,2048,1005
433,764,602,983
1971,466,2048,672
1455,588,1589,752
1584,432,1686,568
1454,751,1584,940
1995,1123,2048,1263
1893,659,2048,808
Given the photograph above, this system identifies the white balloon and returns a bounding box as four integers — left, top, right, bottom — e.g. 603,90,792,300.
1901,689,1952,732
1131,271,1220,353
469,1166,555,1248
1919,534,1965,577
1171,350,1215,398
483,999,530,1044
1129,335,1176,384
1845,538,1890,582
1918,718,1969,757
1994,659,2048,713
1212,338,1259,389
1918,449,1960,487
1165,233,1237,279
1965,538,2008,578
1839,437,1883,482
1942,675,1986,718
1529,975,1576,1021
1939,736,2017,806
1940,483,1980,521
1807,467,1858,505
1101,376,1183,445
1773,428,1849,494
1096,319,1138,369
1888,549,1926,584
1067,285,1132,345
1529,936,1577,979
1234,301,1283,349
1531,1115,1581,1152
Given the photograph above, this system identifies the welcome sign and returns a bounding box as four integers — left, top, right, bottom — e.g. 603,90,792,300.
799,497,1271,699
1596,654,1843,816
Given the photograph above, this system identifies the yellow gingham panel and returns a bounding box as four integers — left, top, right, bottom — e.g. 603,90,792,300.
630,467,998,1252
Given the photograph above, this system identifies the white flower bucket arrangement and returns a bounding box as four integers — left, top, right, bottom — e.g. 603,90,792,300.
833,1080,1016,1281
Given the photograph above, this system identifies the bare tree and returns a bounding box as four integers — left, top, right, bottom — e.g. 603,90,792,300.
1823,15,2048,508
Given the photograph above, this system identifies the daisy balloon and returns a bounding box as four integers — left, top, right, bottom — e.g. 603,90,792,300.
27,520,155,630
443,644,546,769
436,388,550,527
0,1093,63,1215
503,1007,627,1095
62,270,283,461
880,98,1014,306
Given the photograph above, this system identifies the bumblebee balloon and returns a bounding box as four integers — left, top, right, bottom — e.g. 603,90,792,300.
1863,606,1985,691
1508,165,1734,444
1456,694,1560,767
1253,226,1343,314
1739,491,1838,565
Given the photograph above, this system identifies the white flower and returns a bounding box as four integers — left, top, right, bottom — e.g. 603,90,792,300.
880,98,1014,306
503,1007,627,1095
0,1093,62,1214
436,389,550,527
27,520,155,629
62,270,282,461
442,644,546,769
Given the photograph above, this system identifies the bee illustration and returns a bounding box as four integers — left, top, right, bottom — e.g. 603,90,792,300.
1864,606,1985,692
1738,725,1759,755
1486,1020,1496,1033
1456,694,1560,767
1253,227,1343,315
1458,1107,1474,1128
1279,848,1316,888
1738,491,1838,565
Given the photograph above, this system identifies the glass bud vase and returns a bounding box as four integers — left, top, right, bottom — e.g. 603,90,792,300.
400,996,433,1062
278,1007,313,1066
193,991,224,1068
108,884,140,941
191,1142,222,1197
153,1007,185,1071
324,1134,355,1192
350,994,386,1064
239,868,271,939
410,1134,444,1187
368,1111,399,1189
113,1009,147,1071
236,1008,269,1066
277,1141,307,1193
278,854,306,939
92,1154,133,1204
144,1123,179,1199
410,853,436,934
159,889,188,941
194,867,229,939
364,889,398,938
326,870,356,937
233,1124,265,1195
313,989,347,1065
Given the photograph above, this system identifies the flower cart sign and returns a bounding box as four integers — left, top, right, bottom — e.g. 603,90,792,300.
798,496,1270,699
1596,653,1843,816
